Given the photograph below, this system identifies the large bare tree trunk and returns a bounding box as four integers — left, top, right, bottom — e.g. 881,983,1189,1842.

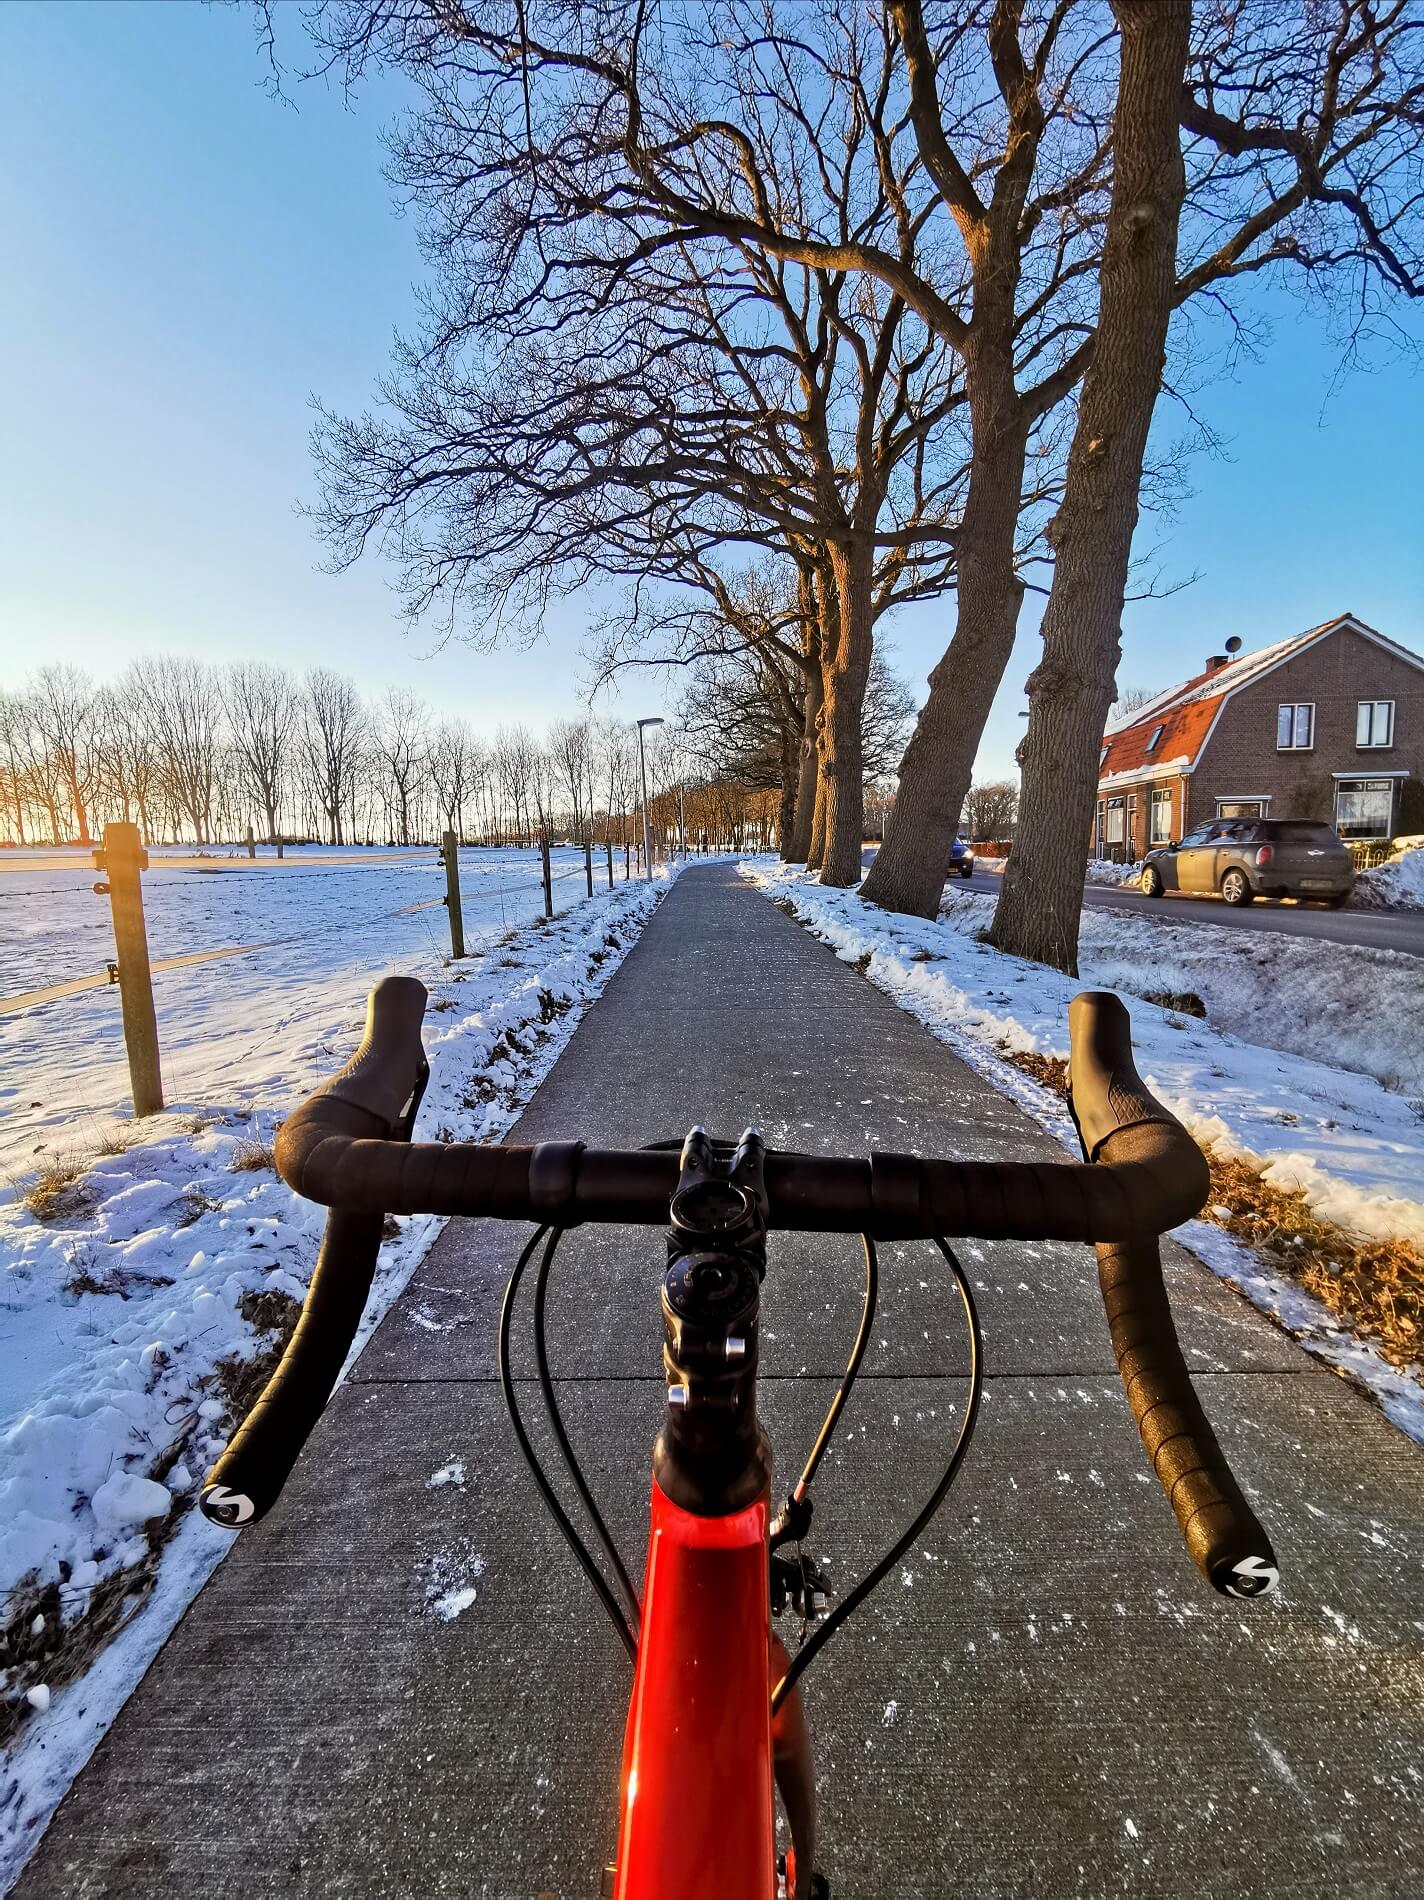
787,659,823,863
990,0,1192,975
860,332,1028,916
818,542,874,887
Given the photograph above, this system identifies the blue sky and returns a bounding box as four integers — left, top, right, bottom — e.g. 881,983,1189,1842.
2,0,1421,780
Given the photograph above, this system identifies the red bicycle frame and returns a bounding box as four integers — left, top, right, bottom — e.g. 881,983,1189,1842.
614,1484,776,1897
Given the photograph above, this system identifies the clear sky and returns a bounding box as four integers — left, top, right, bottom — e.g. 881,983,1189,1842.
2,1,1421,780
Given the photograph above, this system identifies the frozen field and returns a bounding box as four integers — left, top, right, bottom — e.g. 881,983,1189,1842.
0,844,608,1174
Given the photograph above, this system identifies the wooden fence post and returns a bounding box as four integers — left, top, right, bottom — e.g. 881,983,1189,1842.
585,835,594,898
606,839,614,890
244,825,256,860
540,832,553,918
92,821,164,1117
441,830,465,957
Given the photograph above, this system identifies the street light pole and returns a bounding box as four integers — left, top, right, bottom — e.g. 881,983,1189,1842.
637,716,664,881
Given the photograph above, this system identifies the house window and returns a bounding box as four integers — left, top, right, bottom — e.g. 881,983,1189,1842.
1356,700,1394,748
1149,787,1172,844
1277,702,1314,750
1216,799,1267,819
1334,778,1395,840
1100,745,1109,768
1105,797,1125,846
1145,724,1164,754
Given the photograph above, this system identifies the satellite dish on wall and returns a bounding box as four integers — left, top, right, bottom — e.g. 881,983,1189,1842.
1224,635,1243,654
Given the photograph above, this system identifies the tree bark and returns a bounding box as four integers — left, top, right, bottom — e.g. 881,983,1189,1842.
818,541,874,887
989,0,1192,974
860,329,1029,916
787,659,823,863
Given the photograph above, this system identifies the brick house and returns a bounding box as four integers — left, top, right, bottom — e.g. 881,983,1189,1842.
1094,613,1424,862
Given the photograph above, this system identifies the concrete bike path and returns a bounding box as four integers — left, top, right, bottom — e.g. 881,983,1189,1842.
18,866,1423,1899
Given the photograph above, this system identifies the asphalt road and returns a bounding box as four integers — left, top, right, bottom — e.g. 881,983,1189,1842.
954,864,1424,957
20,866,1422,1899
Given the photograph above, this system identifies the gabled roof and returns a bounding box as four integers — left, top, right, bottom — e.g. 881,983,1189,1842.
1098,613,1422,787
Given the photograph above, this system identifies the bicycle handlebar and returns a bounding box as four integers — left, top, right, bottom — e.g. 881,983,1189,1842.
201,977,1278,1600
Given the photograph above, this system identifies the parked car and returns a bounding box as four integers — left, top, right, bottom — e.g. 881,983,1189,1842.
949,836,976,880
1139,818,1354,907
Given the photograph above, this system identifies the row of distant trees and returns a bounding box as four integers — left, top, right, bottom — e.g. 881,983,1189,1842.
273,0,1424,974
0,658,779,852
1,653,1024,858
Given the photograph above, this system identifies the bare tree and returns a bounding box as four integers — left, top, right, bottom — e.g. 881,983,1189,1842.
131,656,223,843
372,687,429,845
225,661,299,844
994,0,1424,971
31,665,101,844
1112,685,1157,715
962,780,1020,842
0,688,33,845
303,667,364,845
430,719,475,839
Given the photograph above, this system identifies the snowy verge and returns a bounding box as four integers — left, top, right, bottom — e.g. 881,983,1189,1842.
1352,842,1424,912
1084,857,1144,886
0,869,674,1891
739,865,1423,1430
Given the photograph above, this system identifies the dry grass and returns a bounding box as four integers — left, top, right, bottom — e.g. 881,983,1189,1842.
19,1153,94,1224
175,1186,223,1229
1000,1048,1424,1370
228,1134,277,1173
1140,989,1207,1018
209,1287,303,1422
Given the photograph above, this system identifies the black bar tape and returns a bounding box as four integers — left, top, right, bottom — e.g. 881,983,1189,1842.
1097,1236,1278,1597
199,1206,383,1529
529,1141,586,1222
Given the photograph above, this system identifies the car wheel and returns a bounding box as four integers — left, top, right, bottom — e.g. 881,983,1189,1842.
1221,868,1254,906
959,862,974,880
1140,866,1163,898
1325,891,1351,909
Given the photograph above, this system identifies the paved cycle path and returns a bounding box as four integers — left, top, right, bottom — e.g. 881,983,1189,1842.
19,867,1422,1898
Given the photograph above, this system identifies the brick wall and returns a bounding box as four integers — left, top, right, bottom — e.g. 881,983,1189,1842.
1186,627,1423,833
1094,775,1185,859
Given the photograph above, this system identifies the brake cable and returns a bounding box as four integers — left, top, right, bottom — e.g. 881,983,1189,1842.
771,1236,984,1715
497,1225,639,1662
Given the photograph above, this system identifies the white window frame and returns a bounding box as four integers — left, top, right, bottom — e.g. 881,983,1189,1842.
1105,796,1126,846
1356,699,1395,749
1149,787,1173,844
1277,702,1314,751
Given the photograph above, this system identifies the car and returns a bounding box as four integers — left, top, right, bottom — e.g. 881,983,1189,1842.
949,836,976,880
1138,818,1354,907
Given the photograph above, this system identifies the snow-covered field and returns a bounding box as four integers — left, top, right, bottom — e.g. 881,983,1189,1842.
0,849,671,1889
1,845,603,1174
741,864,1424,1436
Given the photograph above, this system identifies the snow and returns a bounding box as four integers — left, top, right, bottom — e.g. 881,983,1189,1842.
1,844,611,1174
89,1476,172,1534
1084,858,1143,887
740,864,1423,1426
1353,842,1424,912
0,851,678,1890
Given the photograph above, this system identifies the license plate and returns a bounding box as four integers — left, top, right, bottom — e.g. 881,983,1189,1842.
1298,878,1332,890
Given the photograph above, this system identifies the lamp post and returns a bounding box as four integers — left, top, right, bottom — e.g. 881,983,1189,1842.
637,716,664,881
